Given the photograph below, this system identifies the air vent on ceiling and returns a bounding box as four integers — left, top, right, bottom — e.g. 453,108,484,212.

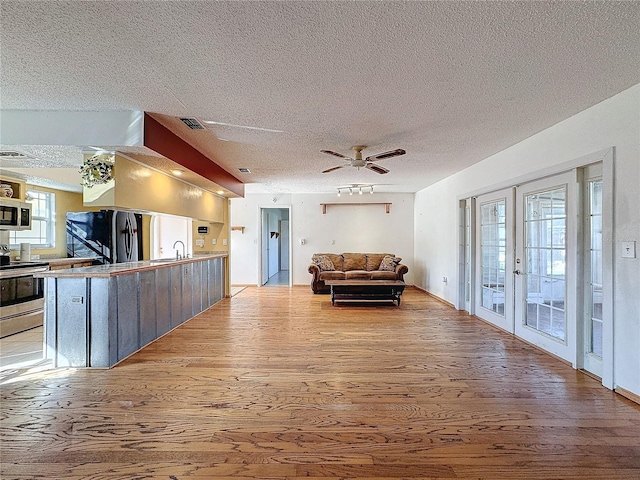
238,168,251,173
179,117,205,130
0,151,31,158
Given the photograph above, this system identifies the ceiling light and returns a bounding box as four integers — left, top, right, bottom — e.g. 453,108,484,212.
238,168,251,173
216,190,224,195
171,169,184,176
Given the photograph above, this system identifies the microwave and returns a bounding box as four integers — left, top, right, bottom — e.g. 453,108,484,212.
0,199,32,230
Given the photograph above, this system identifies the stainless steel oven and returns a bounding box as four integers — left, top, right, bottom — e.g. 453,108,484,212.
0,262,48,338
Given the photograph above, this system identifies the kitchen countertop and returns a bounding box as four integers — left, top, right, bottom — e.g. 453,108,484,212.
35,253,228,278
45,257,96,267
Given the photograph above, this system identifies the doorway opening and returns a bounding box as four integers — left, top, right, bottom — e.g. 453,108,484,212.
260,207,291,286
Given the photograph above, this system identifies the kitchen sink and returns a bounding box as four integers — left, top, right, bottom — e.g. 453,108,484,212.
149,258,179,263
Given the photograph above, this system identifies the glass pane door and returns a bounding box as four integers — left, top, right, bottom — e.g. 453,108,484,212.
515,172,577,364
475,189,514,332
523,187,567,340
583,176,603,377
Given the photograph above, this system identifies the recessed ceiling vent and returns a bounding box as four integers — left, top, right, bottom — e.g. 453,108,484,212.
238,168,251,173
0,151,32,159
179,117,205,130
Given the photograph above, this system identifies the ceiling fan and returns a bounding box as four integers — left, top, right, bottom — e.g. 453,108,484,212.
321,146,406,174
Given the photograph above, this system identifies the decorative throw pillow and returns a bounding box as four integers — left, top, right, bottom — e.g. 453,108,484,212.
379,255,402,271
314,255,335,271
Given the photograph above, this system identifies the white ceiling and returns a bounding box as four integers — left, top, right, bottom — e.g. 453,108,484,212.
1,1,639,194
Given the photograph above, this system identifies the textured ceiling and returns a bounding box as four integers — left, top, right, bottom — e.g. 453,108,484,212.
1,1,639,194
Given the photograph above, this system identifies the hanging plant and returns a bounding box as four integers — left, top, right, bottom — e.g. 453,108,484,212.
79,154,115,188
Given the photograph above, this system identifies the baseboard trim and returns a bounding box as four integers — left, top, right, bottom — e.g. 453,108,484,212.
411,285,455,308
615,387,640,406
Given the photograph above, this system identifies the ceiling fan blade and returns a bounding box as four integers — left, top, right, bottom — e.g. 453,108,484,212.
365,149,406,161
322,165,346,173
321,150,349,159
365,163,389,174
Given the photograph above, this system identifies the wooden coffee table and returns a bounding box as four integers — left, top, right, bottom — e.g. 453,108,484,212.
324,280,406,306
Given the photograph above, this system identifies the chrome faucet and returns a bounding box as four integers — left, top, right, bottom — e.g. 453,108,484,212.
172,240,186,260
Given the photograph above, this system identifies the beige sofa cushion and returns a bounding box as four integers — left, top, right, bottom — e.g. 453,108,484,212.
370,270,398,280
365,253,394,271
343,253,367,271
345,270,370,280
319,271,346,280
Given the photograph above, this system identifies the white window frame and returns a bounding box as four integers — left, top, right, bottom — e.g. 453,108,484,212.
9,189,56,249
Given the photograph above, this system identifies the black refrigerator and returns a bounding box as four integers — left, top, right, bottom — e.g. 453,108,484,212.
66,210,143,264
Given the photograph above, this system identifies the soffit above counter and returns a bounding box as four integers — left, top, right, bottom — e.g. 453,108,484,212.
143,112,244,198
0,110,244,198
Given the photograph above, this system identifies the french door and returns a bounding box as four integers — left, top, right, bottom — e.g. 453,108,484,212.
474,188,514,333
474,173,578,365
514,172,577,364
582,165,603,377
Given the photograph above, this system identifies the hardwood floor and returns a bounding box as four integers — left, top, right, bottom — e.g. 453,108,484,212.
2,287,640,479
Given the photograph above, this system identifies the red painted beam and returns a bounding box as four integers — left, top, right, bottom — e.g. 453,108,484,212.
143,112,244,197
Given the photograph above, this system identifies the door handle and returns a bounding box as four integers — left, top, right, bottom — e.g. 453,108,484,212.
513,269,522,275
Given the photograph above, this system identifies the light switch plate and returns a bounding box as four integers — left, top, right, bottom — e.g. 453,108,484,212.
222,239,227,246
621,241,636,258
195,239,205,247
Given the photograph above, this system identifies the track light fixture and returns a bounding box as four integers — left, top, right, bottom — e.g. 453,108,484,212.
336,184,376,197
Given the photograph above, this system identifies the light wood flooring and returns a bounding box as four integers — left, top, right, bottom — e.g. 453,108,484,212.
0,326,45,369
2,286,640,479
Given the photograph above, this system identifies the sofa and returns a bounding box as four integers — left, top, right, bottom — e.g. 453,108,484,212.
308,253,408,294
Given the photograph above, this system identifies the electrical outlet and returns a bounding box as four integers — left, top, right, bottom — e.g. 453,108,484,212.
443,276,448,284
195,239,205,247
331,239,335,245
222,239,227,246
212,238,217,245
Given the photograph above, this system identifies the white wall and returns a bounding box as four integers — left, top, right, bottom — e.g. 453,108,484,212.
414,83,640,396
230,193,415,286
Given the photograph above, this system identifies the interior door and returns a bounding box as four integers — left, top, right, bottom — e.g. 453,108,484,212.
280,219,290,271
268,213,279,278
474,188,514,333
514,172,577,365
260,209,270,285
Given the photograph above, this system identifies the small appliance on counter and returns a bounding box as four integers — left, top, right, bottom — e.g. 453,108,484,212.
0,244,10,266
19,242,31,262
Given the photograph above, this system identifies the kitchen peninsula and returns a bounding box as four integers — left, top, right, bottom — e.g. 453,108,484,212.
36,253,227,368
